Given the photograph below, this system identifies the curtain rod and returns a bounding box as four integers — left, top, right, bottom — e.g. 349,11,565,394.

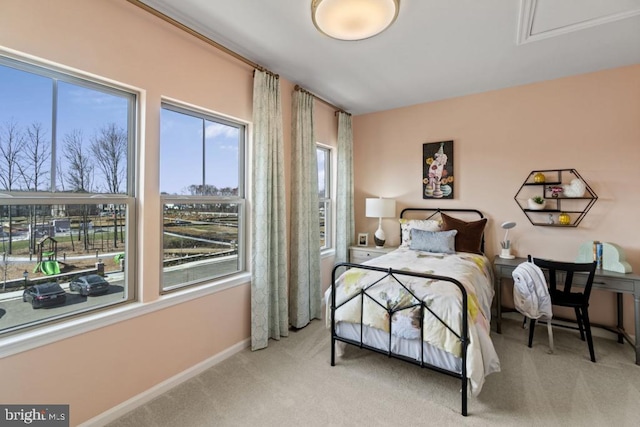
128,0,347,114
295,85,348,115
254,68,279,79
127,0,259,69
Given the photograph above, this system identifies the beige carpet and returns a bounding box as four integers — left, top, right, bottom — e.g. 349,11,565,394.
106,315,639,426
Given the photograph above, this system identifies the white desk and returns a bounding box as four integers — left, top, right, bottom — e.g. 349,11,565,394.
493,256,640,365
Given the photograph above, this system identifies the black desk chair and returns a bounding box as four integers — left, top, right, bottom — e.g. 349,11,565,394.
528,255,598,362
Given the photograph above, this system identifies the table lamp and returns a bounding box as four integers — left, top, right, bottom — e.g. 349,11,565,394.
366,197,396,248
500,221,516,259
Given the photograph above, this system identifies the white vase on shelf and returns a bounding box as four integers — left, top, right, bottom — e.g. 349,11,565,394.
527,198,546,210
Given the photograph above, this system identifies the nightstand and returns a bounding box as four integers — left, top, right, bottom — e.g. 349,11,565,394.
349,246,397,263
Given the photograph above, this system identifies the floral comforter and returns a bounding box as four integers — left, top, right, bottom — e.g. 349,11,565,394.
326,247,501,395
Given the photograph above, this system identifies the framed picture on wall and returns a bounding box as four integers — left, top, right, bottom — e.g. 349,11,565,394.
358,233,369,247
423,140,454,199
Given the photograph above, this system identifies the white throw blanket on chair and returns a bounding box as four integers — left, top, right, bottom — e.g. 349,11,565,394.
512,261,554,352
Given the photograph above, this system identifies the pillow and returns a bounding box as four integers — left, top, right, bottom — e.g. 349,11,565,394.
409,229,457,254
440,212,487,254
399,219,441,247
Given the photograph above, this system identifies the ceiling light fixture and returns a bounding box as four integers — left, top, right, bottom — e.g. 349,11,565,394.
311,0,400,41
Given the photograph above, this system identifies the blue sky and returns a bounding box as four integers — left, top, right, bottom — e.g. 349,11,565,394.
0,62,240,195
0,63,129,192
160,108,239,195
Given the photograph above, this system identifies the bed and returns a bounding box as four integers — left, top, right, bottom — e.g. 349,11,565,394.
326,208,500,416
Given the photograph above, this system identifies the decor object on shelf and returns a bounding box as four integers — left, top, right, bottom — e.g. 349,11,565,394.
366,197,396,248
558,212,571,225
499,221,516,259
576,241,632,273
422,140,454,199
357,233,369,247
548,186,563,197
527,196,546,210
311,0,400,41
514,169,597,227
533,172,546,183
562,178,587,197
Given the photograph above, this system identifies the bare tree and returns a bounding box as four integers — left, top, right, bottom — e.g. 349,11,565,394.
91,123,127,193
17,122,51,253
0,120,26,190
91,123,127,248
18,122,51,191
56,157,66,192
0,120,27,254
63,129,94,250
63,129,93,193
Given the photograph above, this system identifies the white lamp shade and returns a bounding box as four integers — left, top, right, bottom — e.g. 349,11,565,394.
311,0,400,41
366,198,396,218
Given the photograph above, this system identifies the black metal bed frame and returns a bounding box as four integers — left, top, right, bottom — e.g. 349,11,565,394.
330,208,486,416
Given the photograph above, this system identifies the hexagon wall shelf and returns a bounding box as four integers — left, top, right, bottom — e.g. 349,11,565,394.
514,169,597,227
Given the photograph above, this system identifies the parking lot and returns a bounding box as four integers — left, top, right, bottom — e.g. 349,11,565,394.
0,274,125,331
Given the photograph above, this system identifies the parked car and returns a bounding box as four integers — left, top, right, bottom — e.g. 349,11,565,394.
69,274,110,296
23,282,67,309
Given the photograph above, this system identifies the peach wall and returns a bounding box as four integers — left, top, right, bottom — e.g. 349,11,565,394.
353,64,640,331
0,0,337,424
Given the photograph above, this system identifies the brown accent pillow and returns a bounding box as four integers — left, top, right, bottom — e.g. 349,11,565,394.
440,213,487,254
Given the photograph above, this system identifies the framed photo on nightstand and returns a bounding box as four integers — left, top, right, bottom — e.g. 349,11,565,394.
358,233,368,246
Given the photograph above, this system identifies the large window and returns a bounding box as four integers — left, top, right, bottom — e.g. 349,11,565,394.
0,55,136,334
317,145,331,250
160,103,245,291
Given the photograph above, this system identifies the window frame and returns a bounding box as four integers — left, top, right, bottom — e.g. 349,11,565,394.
317,143,332,252
0,52,138,336
159,100,247,293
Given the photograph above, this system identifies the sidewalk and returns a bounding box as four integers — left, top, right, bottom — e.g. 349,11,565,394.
2,251,123,263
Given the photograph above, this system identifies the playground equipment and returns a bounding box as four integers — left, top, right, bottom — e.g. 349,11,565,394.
34,236,62,276
40,260,61,275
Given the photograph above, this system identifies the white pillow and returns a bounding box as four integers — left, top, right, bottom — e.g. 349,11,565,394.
399,219,442,247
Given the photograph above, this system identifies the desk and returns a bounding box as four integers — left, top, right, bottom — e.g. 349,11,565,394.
493,256,640,365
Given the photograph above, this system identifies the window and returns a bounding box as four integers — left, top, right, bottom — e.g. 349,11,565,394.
317,145,331,250
160,103,246,291
0,55,136,335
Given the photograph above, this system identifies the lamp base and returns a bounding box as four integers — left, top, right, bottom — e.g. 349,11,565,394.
374,227,386,248
499,248,515,259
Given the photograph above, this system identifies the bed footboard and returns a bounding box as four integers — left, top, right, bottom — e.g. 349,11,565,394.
330,262,470,416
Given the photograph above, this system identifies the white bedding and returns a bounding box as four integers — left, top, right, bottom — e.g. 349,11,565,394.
326,247,501,396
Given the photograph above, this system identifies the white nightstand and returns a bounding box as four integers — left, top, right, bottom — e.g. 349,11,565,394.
349,246,397,263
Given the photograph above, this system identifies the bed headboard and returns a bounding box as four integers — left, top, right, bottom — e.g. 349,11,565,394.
400,208,486,253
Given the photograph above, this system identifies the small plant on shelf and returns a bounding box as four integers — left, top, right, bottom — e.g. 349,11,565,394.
527,195,546,210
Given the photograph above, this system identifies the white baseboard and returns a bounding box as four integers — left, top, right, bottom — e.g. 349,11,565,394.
79,338,250,427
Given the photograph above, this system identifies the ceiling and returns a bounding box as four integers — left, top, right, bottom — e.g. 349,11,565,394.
136,0,640,115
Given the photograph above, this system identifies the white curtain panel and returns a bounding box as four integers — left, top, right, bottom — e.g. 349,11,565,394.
251,70,289,350
335,112,354,264
289,89,322,328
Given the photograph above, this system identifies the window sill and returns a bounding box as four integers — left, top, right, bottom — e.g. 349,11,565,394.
321,248,335,259
0,272,250,359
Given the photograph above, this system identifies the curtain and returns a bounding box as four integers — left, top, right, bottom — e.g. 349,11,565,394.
289,89,322,328
251,70,288,350
335,112,354,264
